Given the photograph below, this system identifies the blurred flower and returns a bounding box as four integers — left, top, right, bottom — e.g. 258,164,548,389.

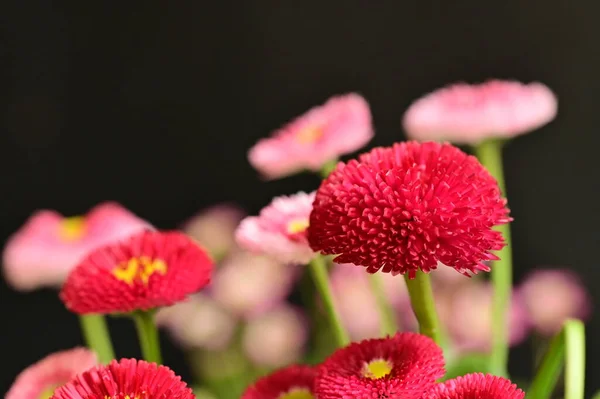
210,251,296,318
50,359,194,399
242,364,317,399
60,231,213,314
248,93,373,179
156,293,237,351
431,262,473,288
2,202,152,291
6,348,97,399
314,332,445,399
402,80,557,145
242,304,308,368
308,141,510,277
182,203,246,261
236,192,316,265
422,373,524,399
518,268,591,336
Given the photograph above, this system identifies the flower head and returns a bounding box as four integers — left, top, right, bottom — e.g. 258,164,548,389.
249,93,373,179
50,358,194,399
308,141,510,277
60,230,213,314
314,332,445,399
3,202,152,291
403,80,557,145
422,373,524,399
242,364,317,399
236,192,316,264
6,348,97,399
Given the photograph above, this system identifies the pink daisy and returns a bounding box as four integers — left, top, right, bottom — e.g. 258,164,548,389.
236,191,316,264
3,202,152,291
249,93,374,179
422,373,524,399
6,348,97,399
403,80,557,145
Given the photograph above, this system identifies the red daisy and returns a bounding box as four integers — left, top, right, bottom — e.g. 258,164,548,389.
242,364,317,399
50,358,194,399
314,332,445,399
308,141,511,277
422,373,525,399
60,230,213,314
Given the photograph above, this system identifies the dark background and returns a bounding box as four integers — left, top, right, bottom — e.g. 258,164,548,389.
1,1,599,395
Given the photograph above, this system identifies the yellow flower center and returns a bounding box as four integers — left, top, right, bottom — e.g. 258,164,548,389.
287,218,309,235
40,386,58,399
277,388,314,399
362,358,393,379
58,216,86,241
296,126,324,144
112,256,167,285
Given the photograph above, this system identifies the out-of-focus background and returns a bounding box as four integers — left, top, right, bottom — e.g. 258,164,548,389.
1,1,599,394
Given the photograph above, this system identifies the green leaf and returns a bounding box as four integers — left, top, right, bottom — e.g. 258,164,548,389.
443,353,492,380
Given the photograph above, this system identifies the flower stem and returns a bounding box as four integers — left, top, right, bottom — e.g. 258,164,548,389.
132,310,162,364
367,273,399,336
308,255,350,347
79,314,115,364
319,159,338,179
474,138,512,377
404,271,441,345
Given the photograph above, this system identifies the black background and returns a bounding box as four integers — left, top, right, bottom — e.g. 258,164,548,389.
1,1,599,395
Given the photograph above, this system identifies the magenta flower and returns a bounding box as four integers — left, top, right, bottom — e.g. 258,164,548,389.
249,93,373,179
2,202,152,291
236,191,316,264
403,80,557,145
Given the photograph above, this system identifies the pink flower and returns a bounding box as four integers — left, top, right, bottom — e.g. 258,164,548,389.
249,93,374,179
242,305,308,368
236,192,316,264
6,348,97,399
3,202,152,291
518,268,591,336
403,80,557,145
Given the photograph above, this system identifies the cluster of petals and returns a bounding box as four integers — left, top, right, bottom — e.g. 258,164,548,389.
308,141,511,277
422,373,524,399
241,364,317,399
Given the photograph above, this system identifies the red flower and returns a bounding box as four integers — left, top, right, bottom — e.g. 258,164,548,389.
308,141,510,277
60,230,213,314
422,373,525,399
314,332,445,399
242,364,317,399
50,358,194,399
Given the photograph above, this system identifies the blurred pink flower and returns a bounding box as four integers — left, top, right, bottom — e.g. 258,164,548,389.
182,203,246,261
242,304,308,368
518,268,591,336
431,262,471,288
249,93,374,179
3,202,152,291
6,347,97,399
156,293,237,351
403,80,557,145
235,192,316,265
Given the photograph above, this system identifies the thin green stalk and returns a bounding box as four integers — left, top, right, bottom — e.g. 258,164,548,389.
473,138,512,377
319,159,338,179
79,314,115,364
132,310,162,364
308,255,350,347
404,271,441,345
367,273,399,336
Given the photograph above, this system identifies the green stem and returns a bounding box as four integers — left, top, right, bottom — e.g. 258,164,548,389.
308,255,350,347
367,273,399,336
79,314,115,364
319,159,338,179
132,310,162,364
404,271,441,345
473,138,512,377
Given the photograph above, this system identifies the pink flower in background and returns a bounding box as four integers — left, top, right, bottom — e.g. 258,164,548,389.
249,93,374,179
6,347,97,399
402,80,557,145
242,305,308,368
3,202,152,291
236,192,316,264
518,268,591,336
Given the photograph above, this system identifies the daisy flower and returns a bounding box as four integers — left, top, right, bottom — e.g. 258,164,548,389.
422,373,524,399
242,364,317,399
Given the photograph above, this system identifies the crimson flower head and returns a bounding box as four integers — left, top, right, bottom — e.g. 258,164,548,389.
308,141,511,277
422,373,525,399
314,332,445,399
60,230,213,314
242,364,317,399
50,358,194,399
